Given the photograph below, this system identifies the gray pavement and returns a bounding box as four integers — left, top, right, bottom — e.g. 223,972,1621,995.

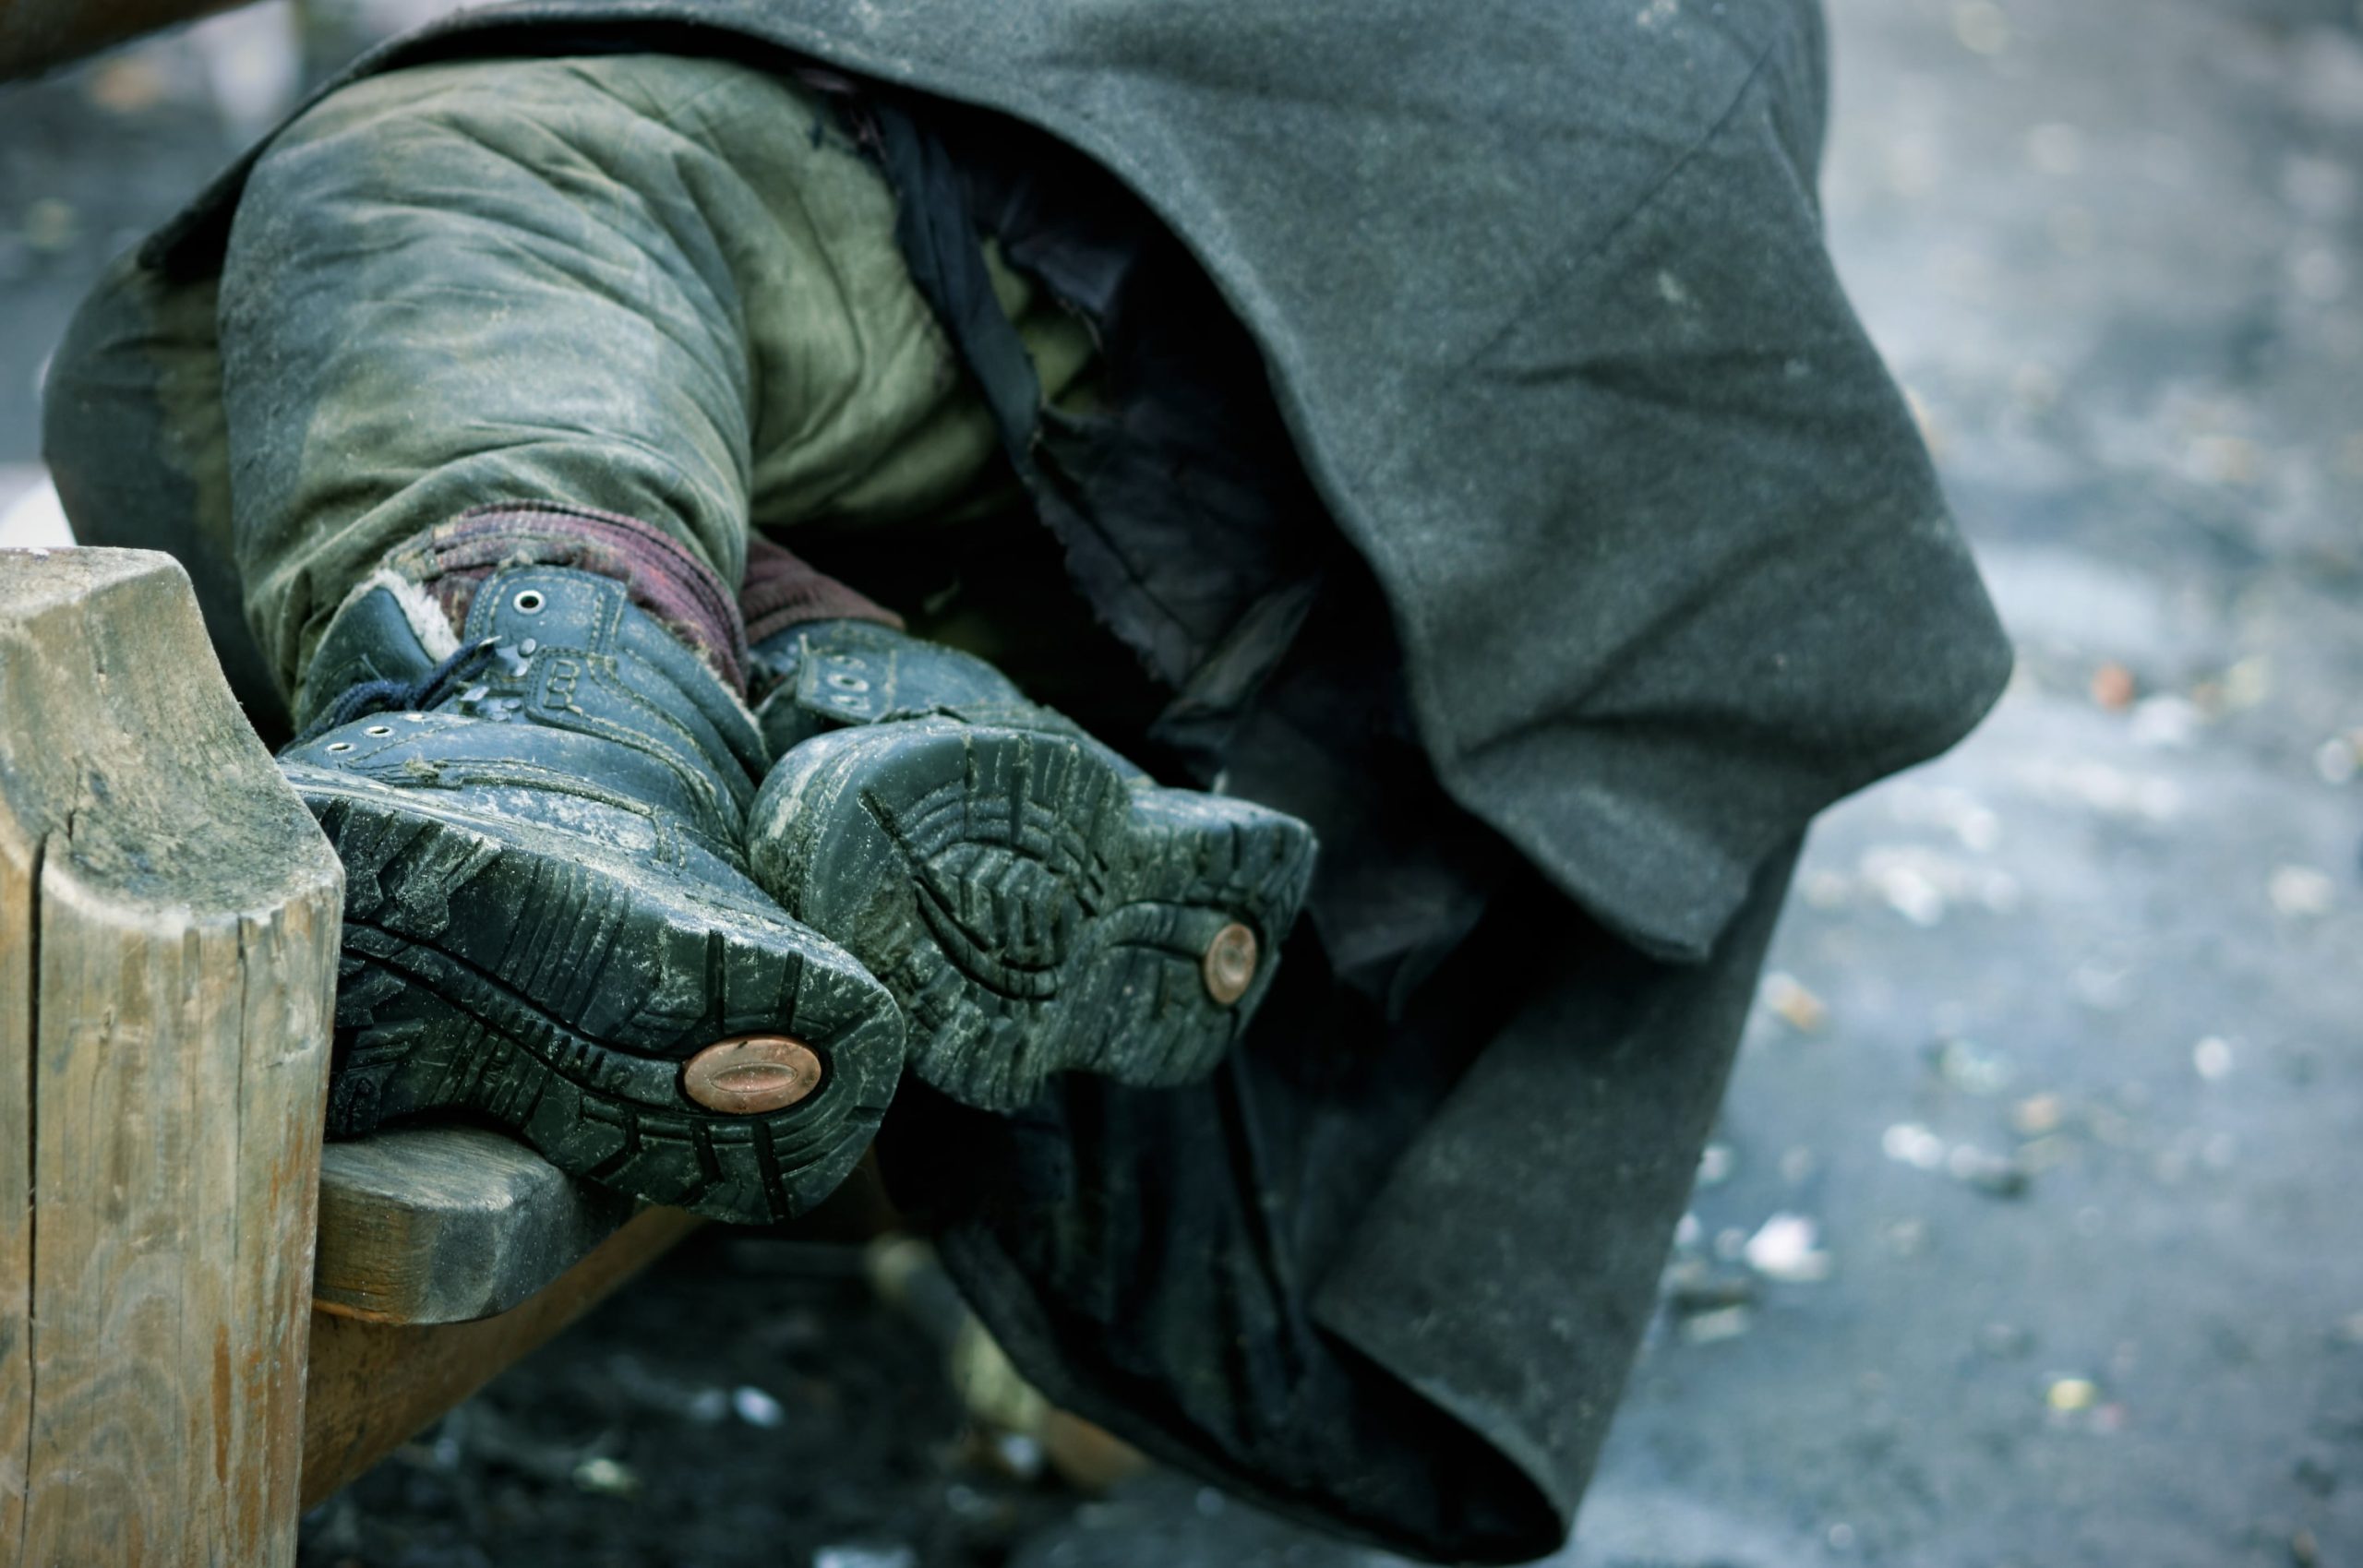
1576,4,2363,1563
3,2,2358,1564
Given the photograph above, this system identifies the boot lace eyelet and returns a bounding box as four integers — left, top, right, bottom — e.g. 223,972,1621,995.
365,724,393,736
513,590,546,614
325,741,353,753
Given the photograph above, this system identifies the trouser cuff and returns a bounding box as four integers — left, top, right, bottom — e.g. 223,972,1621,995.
380,501,753,692
740,532,905,646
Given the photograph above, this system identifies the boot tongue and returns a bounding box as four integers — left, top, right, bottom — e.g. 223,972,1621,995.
292,581,442,736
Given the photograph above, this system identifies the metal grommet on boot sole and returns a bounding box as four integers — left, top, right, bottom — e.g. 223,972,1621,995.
682,1035,826,1114
1201,923,1258,1006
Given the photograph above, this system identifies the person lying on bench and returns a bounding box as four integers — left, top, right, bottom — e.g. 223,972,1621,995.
42,4,2009,1558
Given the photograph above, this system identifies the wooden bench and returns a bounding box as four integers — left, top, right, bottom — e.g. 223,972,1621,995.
0,548,718,1562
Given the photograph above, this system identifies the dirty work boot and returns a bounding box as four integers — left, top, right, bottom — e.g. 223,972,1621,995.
746,619,1315,1111
280,566,904,1223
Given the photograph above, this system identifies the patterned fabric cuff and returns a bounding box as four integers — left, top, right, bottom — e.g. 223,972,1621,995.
379,501,753,693
740,531,905,646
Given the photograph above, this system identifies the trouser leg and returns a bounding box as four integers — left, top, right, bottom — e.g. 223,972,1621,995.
218,53,991,715
204,54,997,1218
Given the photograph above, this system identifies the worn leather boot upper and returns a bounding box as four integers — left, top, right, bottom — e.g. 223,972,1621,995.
282,566,903,1223
290,564,769,875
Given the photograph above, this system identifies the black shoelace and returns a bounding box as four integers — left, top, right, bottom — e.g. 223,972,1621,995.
290,637,504,748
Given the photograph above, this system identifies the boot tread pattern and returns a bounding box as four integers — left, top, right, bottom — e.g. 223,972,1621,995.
762,723,1313,1110
303,777,901,1224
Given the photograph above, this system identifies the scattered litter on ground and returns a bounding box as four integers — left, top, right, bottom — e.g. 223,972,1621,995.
1886,783,2001,850
570,1456,641,1498
990,1432,1046,1481
2073,958,2135,1011
2193,1036,2235,1080
2016,759,2181,823
1883,1122,1948,1170
2269,865,2335,917
1930,1037,2015,1095
2221,655,2273,712
2012,1093,2065,1135
1697,1143,1737,1187
1860,844,2023,924
1663,1257,1761,1315
2090,662,2136,710
734,1385,786,1428
1761,972,1829,1032
813,1547,917,1568
2046,1377,2099,1413
1745,1214,1833,1283
1946,1144,2032,1198
1682,1306,1755,1346
2129,694,2200,748
1883,1122,2037,1197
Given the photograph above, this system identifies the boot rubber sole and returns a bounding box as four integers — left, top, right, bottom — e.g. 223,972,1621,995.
750,721,1315,1110
290,769,904,1224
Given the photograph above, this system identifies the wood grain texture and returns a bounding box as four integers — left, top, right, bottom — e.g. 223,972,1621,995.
0,548,342,1566
299,1206,703,1509
314,1129,636,1327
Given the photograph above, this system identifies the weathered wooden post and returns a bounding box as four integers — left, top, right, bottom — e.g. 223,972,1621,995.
0,547,342,1566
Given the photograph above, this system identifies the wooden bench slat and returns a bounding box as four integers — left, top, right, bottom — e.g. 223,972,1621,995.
313,1128,640,1327
300,1207,704,1510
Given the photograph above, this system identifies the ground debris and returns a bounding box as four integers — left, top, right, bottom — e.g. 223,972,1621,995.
2090,661,2136,710
2045,1377,2099,1413
1929,1036,2015,1095
2270,865,2336,917
1948,1143,2033,1198
1663,1258,1762,1315
2011,1093,2064,1135
1744,1214,1833,1283
1682,1305,1756,1346
1761,972,1829,1033
570,1455,641,1498
813,1547,918,1568
1697,1142,1737,1188
1883,1122,2037,1197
